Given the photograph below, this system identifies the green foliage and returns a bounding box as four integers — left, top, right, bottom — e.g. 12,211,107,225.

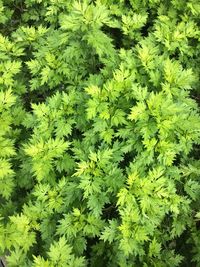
0,0,200,266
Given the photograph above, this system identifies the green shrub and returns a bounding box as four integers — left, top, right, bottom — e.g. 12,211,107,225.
0,0,200,266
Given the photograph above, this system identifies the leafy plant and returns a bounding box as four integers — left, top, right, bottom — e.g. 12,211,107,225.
0,0,200,266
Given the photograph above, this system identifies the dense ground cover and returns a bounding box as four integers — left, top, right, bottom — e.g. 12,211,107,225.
0,0,200,266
